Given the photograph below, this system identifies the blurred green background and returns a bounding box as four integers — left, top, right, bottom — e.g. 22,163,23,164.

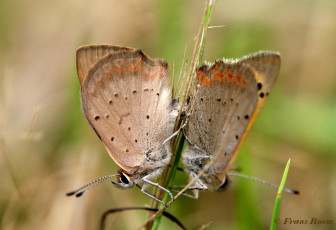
0,0,335,229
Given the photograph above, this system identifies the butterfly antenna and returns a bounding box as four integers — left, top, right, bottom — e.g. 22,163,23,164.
66,174,120,197
227,173,299,195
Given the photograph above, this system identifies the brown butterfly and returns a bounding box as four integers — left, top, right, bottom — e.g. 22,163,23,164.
182,52,281,198
67,45,180,205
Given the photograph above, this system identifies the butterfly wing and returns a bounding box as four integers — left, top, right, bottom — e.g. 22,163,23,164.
184,52,280,188
76,45,136,85
78,48,177,175
224,52,281,175
239,51,280,100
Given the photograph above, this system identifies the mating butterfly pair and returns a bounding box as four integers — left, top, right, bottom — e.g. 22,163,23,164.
67,45,280,205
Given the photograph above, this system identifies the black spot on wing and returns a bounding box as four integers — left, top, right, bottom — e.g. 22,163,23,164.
259,92,265,98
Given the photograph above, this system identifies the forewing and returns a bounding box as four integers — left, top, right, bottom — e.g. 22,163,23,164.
239,51,280,110
76,45,135,85
80,49,174,174
222,52,281,171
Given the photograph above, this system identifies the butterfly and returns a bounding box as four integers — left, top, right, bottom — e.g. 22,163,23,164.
67,45,180,205
182,51,280,198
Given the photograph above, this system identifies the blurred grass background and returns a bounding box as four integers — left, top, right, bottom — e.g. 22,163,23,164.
0,0,335,229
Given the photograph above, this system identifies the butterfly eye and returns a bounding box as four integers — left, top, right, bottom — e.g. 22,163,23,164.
217,176,230,191
120,172,130,184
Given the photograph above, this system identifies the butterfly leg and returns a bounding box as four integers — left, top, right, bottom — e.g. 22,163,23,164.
171,171,208,199
183,129,208,156
142,175,174,200
187,172,208,199
140,183,168,207
171,184,206,199
161,119,189,164
170,187,200,199
162,120,188,146
140,170,174,207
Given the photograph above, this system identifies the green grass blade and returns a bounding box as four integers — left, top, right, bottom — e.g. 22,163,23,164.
151,135,185,230
198,1,213,64
270,159,291,230
151,1,216,229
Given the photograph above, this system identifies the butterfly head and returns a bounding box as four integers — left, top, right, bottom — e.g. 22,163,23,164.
112,170,136,189
216,175,231,191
